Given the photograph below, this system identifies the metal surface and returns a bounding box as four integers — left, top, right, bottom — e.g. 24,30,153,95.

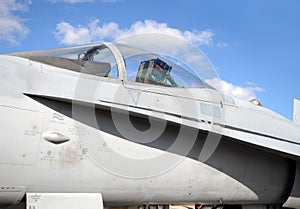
0,42,299,209
26,193,103,209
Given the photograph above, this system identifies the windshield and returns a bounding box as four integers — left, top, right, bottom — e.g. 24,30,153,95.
115,44,207,88
124,53,205,88
14,44,119,79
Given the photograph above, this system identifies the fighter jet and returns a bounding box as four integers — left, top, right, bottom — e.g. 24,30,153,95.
0,42,299,209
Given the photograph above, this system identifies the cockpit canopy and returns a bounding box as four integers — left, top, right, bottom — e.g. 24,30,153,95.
15,43,211,89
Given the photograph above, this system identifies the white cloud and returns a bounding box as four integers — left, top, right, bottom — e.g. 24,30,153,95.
54,21,92,45
0,0,31,45
217,42,229,48
54,19,214,47
205,78,263,101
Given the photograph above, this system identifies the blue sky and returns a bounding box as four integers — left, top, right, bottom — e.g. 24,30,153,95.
1,0,300,120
